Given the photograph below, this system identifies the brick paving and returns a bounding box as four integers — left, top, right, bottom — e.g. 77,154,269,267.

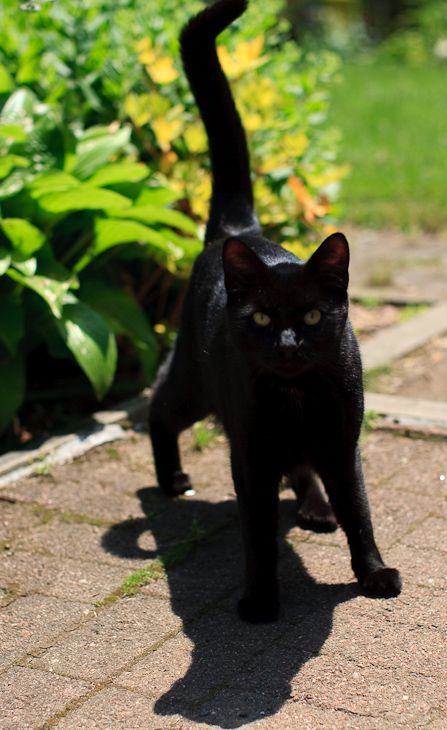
1,425,446,729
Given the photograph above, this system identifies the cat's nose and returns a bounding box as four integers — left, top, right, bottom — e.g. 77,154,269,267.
278,328,298,355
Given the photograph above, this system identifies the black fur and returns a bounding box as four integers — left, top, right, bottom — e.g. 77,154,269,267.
149,0,401,622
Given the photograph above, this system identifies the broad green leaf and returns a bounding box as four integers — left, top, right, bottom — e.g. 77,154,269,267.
0,218,46,255
74,218,172,272
135,187,181,207
0,125,27,143
57,301,117,399
10,252,37,277
6,269,74,318
27,171,81,199
70,125,132,181
0,350,25,434
0,64,13,93
0,298,25,355
0,248,11,276
86,162,149,188
109,204,198,235
0,155,30,180
0,169,34,200
0,88,37,124
37,187,132,214
79,279,158,357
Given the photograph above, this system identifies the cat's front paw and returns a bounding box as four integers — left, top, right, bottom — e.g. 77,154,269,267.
238,593,279,623
160,471,192,497
360,567,402,597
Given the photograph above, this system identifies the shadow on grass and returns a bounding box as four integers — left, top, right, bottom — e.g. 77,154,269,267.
102,486,358,728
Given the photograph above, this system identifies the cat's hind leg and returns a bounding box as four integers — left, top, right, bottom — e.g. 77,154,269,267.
289,465,338,533
149,352,209,496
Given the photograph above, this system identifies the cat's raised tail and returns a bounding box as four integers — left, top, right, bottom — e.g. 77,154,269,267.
180,0,261,244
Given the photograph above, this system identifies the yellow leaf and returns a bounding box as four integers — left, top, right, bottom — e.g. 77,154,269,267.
241,111,263,132
183,124,208,153
281,240,318,261
146,57,179,84
235,34,264,67
191,173,212,220
137,38,156,64
307,164,351,188
152,117,183,151
259,151,287,174
217,46,239,78
283,132,309,158
136,37,152,53
217,35,269,79
125,93,151,127
148,91,170,117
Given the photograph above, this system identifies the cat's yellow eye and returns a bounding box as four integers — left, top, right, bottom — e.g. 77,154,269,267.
253,312,271,327
303,309,321,326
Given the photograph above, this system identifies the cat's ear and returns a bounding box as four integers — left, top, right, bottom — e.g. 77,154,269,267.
222,237,266,292
306,232,349,289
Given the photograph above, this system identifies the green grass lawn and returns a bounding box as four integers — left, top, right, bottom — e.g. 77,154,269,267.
327,62,447,232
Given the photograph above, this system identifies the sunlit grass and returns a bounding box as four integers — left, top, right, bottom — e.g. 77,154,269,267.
328,61,447,232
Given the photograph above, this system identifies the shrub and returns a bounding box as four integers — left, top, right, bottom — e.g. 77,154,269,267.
0,87,199,433
0,0,346,436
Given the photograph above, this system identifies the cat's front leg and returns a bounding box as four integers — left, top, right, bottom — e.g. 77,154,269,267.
231,449,281,622
319,446,402,597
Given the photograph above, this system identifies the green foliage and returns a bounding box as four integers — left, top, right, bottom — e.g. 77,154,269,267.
0,0,346,435
126,0,346,252
376,2,447,66
192,419,219,452
0,86,199,432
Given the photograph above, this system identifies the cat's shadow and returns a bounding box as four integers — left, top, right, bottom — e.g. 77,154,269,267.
102,486,358,728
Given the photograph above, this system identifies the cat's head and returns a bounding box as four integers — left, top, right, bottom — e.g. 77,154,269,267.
222,232,350,379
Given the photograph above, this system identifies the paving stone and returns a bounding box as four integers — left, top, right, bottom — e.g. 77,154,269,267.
1,426,447,730
0,501,37,546
0,553,131,603
48,686,183,730
361,432,408,488
289,652,445,724
14,520,156,568
0,666,92,730
385,543,447,589
366,486,434,549
0,595,90,670
401,515,447,553
197,690,401,729
30,594,182,680
113,608,284,713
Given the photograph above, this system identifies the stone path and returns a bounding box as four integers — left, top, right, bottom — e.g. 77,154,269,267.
1,224,447,729
1,425,447,729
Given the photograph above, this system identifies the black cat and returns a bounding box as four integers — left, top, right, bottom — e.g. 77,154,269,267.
149,0,401,622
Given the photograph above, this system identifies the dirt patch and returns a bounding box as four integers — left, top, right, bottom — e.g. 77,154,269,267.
369,334,447,402
350,302,401,341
